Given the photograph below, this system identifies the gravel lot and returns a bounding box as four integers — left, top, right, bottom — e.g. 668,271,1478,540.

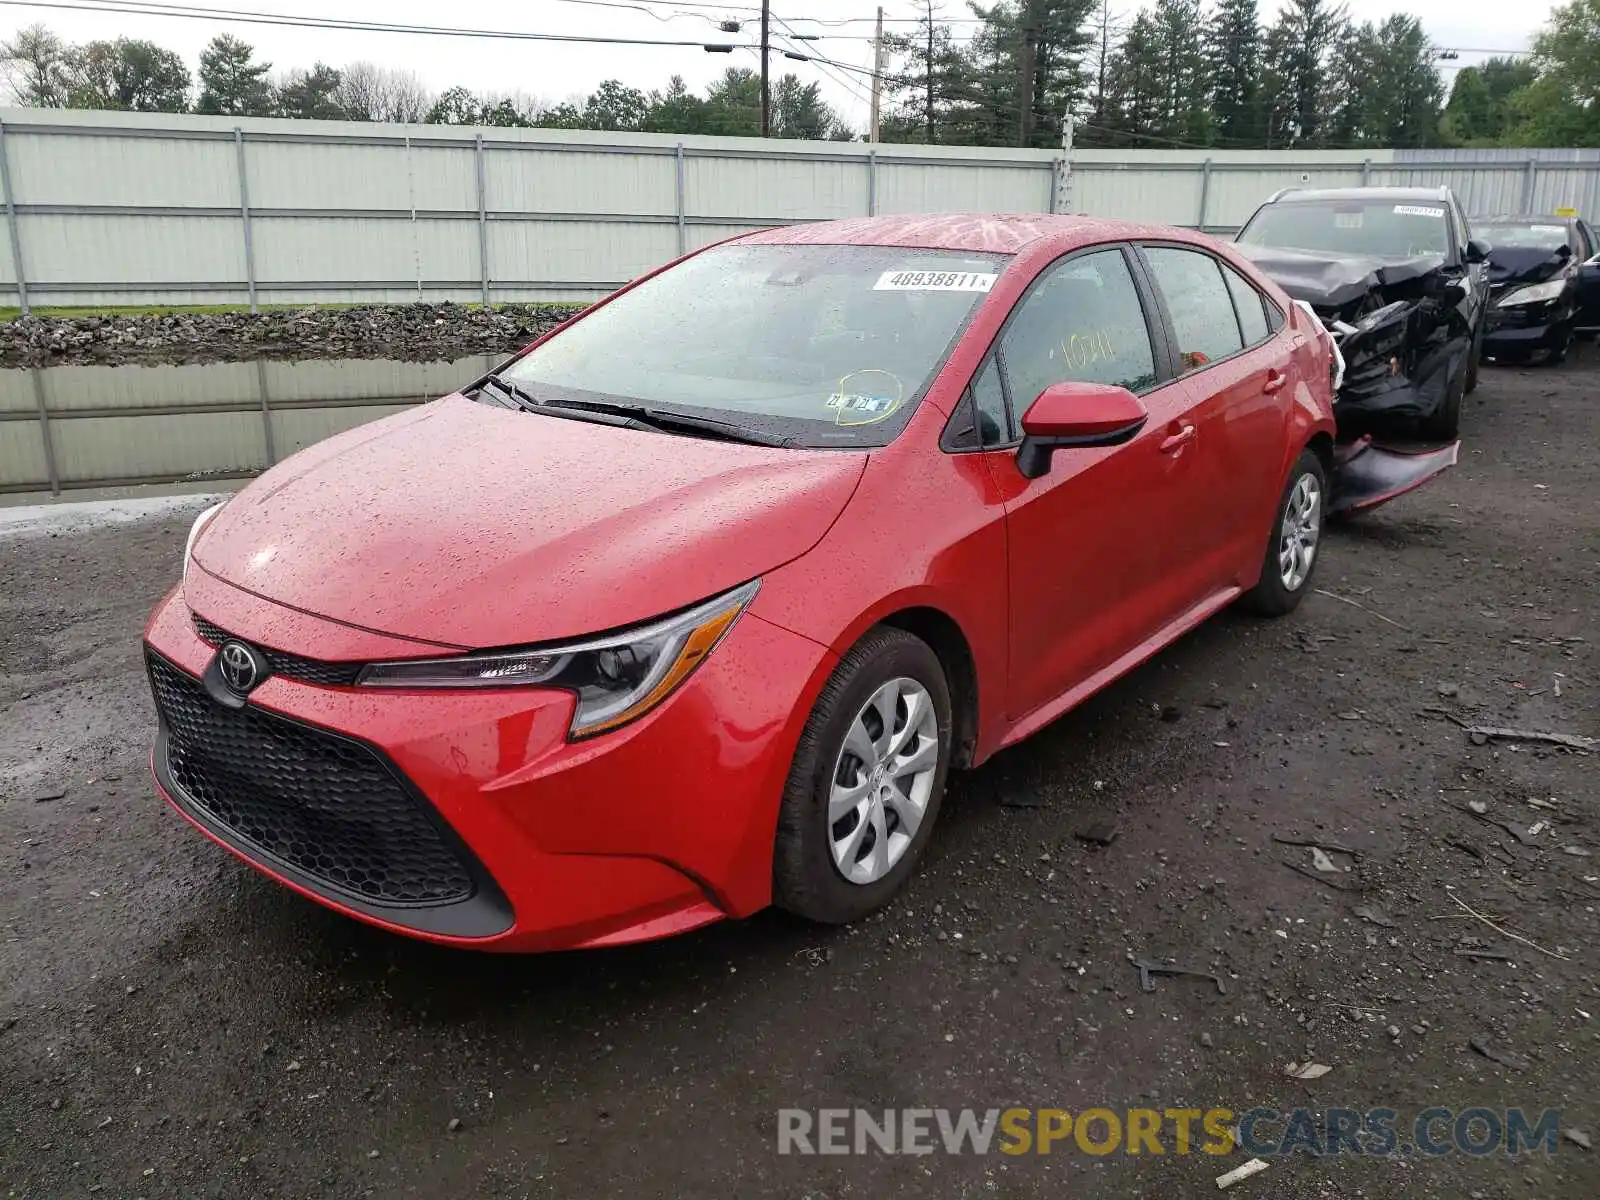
0,304,582,369
2,351,1596,1199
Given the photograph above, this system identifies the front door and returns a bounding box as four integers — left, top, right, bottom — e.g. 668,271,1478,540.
980,245,1211,723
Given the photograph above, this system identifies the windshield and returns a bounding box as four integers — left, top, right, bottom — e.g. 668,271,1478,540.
1478,221,1570,252
1238,199,1450,259
499,243,1005,448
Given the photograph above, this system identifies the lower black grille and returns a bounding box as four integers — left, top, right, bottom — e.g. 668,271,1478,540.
192,613,363,687
149,652,475,906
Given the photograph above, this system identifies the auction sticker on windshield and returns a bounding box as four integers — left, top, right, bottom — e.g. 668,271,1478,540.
1393,205,1445,218
874,270,997,292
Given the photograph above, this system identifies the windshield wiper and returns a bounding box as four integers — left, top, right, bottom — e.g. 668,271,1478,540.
474,373,542,412
540,396,796,448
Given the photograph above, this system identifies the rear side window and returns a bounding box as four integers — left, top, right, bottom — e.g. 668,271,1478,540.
1221,263,1271,346
1142,246,1244,372
998,248,1158,413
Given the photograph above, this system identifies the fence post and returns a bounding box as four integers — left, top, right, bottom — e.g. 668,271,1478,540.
31,368,59,496
1361,157,1372,186
1521,158,1539,212
866,149,877,217
233,127,257,314
255,359,276,467
675,142,686,256
0,118,30,316
1197,158,1213,230
475,133,490,306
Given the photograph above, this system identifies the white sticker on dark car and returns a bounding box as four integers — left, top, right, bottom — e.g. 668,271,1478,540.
1393,205,1445,217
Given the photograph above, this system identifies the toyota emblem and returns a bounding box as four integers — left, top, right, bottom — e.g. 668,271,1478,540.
217,640,265,695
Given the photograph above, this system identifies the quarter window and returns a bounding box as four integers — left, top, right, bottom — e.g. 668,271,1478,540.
1142,246,1244,372
998,249,1158,416
1221,262,1271,346
970,355,1011,445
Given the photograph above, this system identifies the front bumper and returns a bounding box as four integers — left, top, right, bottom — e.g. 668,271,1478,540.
143,576,832,951
1484,300,1572,354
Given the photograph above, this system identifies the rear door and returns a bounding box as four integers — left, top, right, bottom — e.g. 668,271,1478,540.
974,244,1209,722
1135,244,1291,588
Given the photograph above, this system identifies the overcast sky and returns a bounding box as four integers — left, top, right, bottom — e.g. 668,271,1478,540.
0,0,1550,130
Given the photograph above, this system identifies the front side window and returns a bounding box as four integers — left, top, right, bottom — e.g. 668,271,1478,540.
998,248,1157,417
1239,199,1451,259
502,243,1006,448
1143,246,1244,371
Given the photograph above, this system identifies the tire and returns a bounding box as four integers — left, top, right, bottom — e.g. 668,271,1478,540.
1239,450,1327,618
1419,349,1466,441
1545,324,1574,366
773,627,952,925
1465,318,1484,394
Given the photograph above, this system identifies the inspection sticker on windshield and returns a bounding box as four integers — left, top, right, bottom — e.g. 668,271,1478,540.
874,270,997,292
1393,205,1444,217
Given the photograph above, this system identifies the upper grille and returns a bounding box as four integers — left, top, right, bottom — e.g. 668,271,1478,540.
192,613,363,687
149,652,476,906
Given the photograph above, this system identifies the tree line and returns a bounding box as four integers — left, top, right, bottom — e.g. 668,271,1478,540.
0,0,1595,149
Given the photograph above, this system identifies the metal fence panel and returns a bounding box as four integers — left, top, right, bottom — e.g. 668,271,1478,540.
0,418,47,486
683,153,866,222
269,402,416,459
488,147,676,217
6,127,238,207
877,162,1052,214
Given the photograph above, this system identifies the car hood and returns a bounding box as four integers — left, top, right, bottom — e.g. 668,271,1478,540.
1233,244,1446,311
1487,247,1570,288
194,393,867,648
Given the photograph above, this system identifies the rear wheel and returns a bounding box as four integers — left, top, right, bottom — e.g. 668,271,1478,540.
1240,450,1326,617
773,627,952,924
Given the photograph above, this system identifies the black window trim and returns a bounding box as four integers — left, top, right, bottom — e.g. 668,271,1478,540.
940,241,1174,454
1132,240,1287,382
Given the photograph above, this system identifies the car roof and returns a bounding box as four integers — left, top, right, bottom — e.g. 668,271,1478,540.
738,212,1194,255
1267,186,1451,204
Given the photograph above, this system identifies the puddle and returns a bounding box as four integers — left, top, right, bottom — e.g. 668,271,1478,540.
0,355,498,497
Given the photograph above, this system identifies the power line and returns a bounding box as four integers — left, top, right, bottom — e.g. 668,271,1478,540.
0,0,750,48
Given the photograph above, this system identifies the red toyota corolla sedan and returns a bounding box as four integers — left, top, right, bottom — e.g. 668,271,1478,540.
145,214,1345,952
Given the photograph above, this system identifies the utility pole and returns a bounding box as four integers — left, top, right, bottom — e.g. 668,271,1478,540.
925,0,934,143
1018,0,1039,147
869,5,883,143
759,0,771,137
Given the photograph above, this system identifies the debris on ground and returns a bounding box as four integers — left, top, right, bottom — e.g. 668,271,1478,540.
1284,1062,1333,1081
1309,847,1349,874
22,785,66,803
1215,1159,1269,1189
1465,726,1595,751
1130,958,1228,995
1353,904,1397,928
1469,1035,1532,1072
1446,890,1570,961
1074,821,1119,847
1565,1128,1593,1151
1312,588,1412,631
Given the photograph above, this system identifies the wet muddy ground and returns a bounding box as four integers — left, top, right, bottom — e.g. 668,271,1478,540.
1,351,1596,1198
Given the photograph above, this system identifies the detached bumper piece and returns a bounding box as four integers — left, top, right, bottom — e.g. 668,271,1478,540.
1330,436,1461,516
147,650,512,938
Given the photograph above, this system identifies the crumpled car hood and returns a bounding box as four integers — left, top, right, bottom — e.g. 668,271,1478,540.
1487,247,1569,289
1234,244,1446,311
193,393,867,648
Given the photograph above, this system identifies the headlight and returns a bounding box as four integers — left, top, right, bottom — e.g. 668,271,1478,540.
182,501,226,581
357,579,759,738
1497,279,1567,307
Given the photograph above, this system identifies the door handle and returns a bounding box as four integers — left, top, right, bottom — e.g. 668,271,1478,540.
1263,368,1288,394
1159,424,1197,454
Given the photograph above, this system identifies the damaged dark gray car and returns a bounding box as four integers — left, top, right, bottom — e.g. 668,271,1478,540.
1234,186,1489,444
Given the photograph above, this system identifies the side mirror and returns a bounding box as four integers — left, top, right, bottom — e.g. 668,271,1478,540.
1464,238,1490,264
1016,381,1148,480
1555,243,1574,261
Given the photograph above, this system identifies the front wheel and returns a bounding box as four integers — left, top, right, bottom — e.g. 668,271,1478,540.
1240,450,1326,617
773,627,952,925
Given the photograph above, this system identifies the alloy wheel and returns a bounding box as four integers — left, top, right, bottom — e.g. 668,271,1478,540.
1278,473,1322,591
828,676,941,885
